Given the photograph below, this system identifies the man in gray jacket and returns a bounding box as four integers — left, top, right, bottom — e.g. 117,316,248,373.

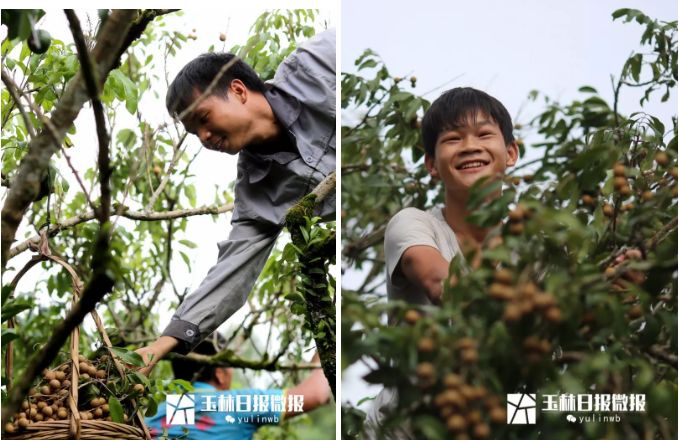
137,29,335,366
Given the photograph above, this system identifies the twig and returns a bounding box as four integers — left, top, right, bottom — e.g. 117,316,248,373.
145,132,188,210
167,352,322,372
65,10,111,223
1,69,36,138
59,145,96,211
646,345,678,368
8,202,235,260
310,171,336,203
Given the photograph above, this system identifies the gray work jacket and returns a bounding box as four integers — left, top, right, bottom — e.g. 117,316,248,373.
162,29,336,353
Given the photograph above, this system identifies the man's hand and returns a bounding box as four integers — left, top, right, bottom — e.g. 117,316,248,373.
135,336,179,376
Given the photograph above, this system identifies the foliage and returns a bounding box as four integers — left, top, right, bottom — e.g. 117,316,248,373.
2,8,332,437
341,8,677,439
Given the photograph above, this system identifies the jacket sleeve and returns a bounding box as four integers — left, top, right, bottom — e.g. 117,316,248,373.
271,28,336,118
162,219,281,353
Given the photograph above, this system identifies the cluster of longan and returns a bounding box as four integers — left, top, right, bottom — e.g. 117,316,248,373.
487,269,561,324
4,355,144,434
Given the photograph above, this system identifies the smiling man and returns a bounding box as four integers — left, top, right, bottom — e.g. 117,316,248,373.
137,29,336,366
385,87,518,306
366,87,518,439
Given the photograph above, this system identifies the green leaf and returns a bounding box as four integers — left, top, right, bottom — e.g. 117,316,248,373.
108,396,125,423
179,239,197,249
145,396,158,417
109,346,145,367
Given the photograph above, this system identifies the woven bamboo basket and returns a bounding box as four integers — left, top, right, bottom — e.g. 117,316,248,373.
4,247,151,440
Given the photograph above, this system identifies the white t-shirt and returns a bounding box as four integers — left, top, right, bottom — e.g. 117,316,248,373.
384,206,461,305
364,207,461,439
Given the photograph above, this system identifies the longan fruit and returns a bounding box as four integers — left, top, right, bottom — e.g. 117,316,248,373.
443,373,463,389
18,418,30,428
455,337,477,351
33,413,44,422
101,404,109,414
417,337,436,353
613,177,628,191
509,223,524,235
61,380,71,389
78,362,89,373
508,206,525,221
4,422,15,433
488,283,513,300
80,374,90,381
613,163,626,177
503,304,522,322
404,309,421,325
641,190,653,201
96,370,107,380
40,385,51,395
627,305,643,319
655,151,669,166
533,293,556,309
446,414,467,432
21,401,30,410
37,401,47,410
416,362,435,381
493,269,514,285
133,383,145,394
94,408,103,418
602,203,614,217
42,406,53,417
619,185,632,197
90,398,101,408
54,371,66,381
44,370,56,381
489,406,507,424
468,409,482,424
49,379,61,390
581,194,596,206
545,307,562,322
473,423,491,439
461,349,479,364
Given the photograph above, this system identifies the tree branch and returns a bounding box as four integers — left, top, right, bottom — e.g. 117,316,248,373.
1,9,174,269
310,171,336,204
166,352,322,372
1,69,36,139
8,202,234,260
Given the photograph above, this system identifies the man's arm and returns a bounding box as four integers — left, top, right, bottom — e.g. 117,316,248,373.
137,220,280,371
284,353,331,418
399,245,449,304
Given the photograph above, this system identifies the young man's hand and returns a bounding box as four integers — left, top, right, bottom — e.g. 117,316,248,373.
400,245,449,304
135,336,179,375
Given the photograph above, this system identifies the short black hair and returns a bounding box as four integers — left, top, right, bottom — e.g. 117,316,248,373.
421,87,515,156
171,340,220,383
166,52,266,118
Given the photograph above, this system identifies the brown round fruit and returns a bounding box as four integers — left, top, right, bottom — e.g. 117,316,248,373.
5,423,15,433
57,408,68,419
96,370,106,379
133,383,145,394
54,371,66,381
473,423,491,439
503,304,522,322
619,185,632,197
42,406,53,417
581,194,596,206
416,362,435,381
44,370,56,381
493,268,514,285
443,373,463,389
613,163,626,177
446,414,467,432
456,337,477,350
18,418,30,428
655,151,670,166
219,32,226,41
40,385,51,395
613,177,628,191
508,206,525,221
545,307,562,322
417,337,435,353
49,379,61,390
509,223,524,235
404,309,421,325
627,305,643,320
641,190,653,201
461,349,479,364
489,406,507,424
602,204,614,217
488,283,513,300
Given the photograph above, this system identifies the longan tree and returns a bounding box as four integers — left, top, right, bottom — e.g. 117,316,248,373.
341,8,676,439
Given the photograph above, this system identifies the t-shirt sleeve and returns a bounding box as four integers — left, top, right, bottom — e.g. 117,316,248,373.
384,208,441,285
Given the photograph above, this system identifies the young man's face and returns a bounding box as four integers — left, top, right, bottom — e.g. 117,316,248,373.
181,81,254,155
425,112,518,198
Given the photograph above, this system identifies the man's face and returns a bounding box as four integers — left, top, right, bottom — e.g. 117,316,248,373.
425,112,518,197
181,81,253,155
